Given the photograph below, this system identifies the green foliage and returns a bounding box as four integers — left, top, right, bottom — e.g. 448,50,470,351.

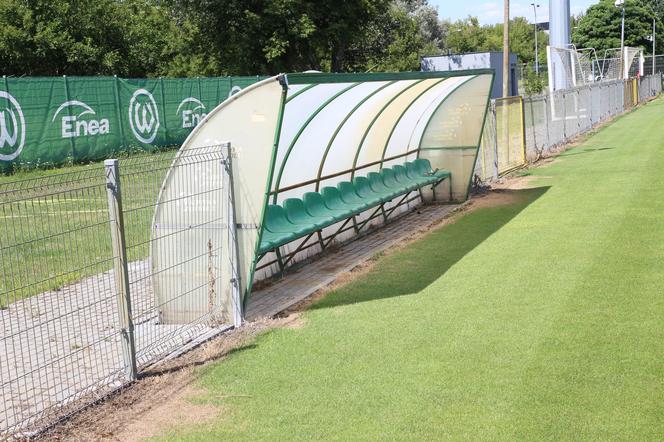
445,16,548,66
0,0,215,77
573,0,663,55
524,67,546,95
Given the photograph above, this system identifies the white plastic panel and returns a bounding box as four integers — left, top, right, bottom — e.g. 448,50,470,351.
383,76,470,162
420,75,492,149
152,77,283,322
320,81,415,182
419,74,493,200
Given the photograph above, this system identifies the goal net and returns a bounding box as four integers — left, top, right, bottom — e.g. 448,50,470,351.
600,47,644,81
547,45,601,92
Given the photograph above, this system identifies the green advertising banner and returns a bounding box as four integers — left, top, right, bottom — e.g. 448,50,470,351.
0,75,262,170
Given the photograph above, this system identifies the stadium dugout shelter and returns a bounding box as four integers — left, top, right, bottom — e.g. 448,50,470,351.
152,70,494,324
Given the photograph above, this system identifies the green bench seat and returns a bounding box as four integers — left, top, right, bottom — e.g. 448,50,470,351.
258,159,449,254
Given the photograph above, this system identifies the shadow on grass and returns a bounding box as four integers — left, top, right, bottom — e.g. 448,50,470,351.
559,147,614,157
309,186,550,311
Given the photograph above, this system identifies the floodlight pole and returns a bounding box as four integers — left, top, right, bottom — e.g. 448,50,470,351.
503,0,510,96
531,3,540,74
616,0,626,79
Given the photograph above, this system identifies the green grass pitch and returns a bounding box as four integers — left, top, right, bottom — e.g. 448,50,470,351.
156,98,664,440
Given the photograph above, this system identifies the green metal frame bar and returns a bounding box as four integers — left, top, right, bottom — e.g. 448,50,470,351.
271,82,361,203
314,81,396,191
272,149,418,195
465,74,496,200
350,80,425,179
286,70,495,85
244,81,289,311
285,83,317,103
378,78,448,168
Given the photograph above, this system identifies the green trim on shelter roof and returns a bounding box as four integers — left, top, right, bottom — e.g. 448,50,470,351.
284,70,495,85
285,83,318,103
419,146,479,150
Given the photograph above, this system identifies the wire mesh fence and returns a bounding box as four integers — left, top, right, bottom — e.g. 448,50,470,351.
0,145,237,437
477,74,662,181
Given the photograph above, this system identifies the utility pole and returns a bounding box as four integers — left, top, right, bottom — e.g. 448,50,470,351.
654,17,657,75
503,0,510,96
531,3,540,74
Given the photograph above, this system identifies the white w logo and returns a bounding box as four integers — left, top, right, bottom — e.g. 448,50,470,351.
128,89,160,144
0,108,18,148
134,103,156,134
0,91,26,162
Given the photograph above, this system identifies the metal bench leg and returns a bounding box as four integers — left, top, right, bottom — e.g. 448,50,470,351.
275,248,285,275
317,230,326,251
322,217,353,249
384,192,411,219
379,203,389,222
280,231,316,270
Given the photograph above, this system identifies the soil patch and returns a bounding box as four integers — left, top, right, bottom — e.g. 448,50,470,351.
39,319,287,441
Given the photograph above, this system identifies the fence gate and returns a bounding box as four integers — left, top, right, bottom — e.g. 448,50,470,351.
477,96,526,180
1,144,240,437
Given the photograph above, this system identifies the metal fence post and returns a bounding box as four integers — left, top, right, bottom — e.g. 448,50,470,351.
544,94,550,151
562,91,567,141
222,144,243,326
491,103,499,179
104,159,138,380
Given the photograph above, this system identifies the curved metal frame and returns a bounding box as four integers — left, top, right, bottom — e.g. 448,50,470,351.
285,83,318,103
272,82,361,202
350,80,425,179
377,78,448,168
313,81,397,191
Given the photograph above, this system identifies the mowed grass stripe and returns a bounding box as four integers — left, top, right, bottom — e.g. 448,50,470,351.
166,100,664,439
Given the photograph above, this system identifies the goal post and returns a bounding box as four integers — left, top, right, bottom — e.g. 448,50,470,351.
547,45,601,93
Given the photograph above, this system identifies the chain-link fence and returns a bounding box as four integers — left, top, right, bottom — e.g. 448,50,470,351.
1,145,238,437
477,74,662,181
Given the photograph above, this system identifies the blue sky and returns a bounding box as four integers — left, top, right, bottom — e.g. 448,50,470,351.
429,0,599,25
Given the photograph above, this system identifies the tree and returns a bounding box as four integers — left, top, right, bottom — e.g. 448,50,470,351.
573,0,663,55
0,0,214,77
444,16,548,66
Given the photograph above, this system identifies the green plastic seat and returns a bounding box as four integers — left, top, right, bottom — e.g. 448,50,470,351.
405,161,433,185
283,198,333,229
302,192,348,222
367,172,398,200
352,177,384,206
321,186,355,212
414,158,451,180
264,205,310,235
338,181,372,211
391,165,419,191
379,168,407,193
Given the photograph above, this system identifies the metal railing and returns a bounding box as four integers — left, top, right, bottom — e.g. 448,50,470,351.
0,145,239,436
476,74,662,181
